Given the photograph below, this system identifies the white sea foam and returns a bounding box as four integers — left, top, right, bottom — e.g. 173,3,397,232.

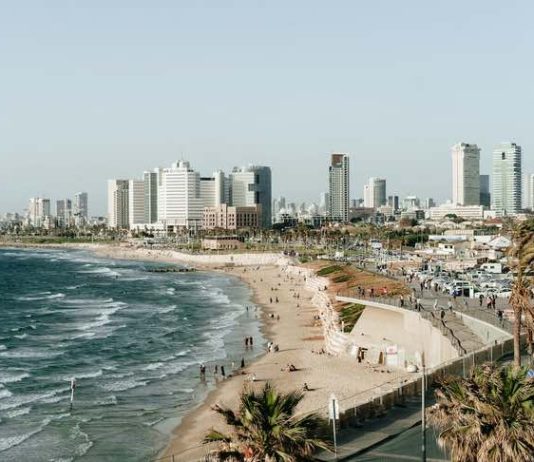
0,345,6,351
95,395,117,406
77,267,120,277
64,369,103,380
100,378,148,392
157,304,177,314
4,406,31,418
0,387,13,399
0,387,68,411
17,292,65,301
71,423,94,457
14,333,28,340
0,348,63,360
76,302,127,332
0,371,30,384
142,362,163,371
0,417,51,452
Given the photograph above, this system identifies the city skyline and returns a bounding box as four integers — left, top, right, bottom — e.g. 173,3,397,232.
2,2,534,214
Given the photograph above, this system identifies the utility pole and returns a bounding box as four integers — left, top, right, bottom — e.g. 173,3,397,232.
421,365,426,462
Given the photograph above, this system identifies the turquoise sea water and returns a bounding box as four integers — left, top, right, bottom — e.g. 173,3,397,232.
0,248,264,461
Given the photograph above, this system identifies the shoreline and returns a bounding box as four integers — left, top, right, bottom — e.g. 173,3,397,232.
1,244,412,461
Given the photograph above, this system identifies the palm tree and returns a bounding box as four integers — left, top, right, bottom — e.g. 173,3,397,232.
204,383,331,461
507,219,534,367
428,363,534,462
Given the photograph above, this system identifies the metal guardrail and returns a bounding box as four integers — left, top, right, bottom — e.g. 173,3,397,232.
336,291,469,356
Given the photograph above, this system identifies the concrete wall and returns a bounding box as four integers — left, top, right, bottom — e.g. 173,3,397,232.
348,306,458,368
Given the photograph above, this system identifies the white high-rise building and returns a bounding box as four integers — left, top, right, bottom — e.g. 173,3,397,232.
56,199,72,227
128,179,145,228
524,173,534,210
328,153,349,222
229,166,271,228
319,192,329,215
159,161,203,229
28,197,51,227
492,142,522,214
107,180,129,229
451,143,480,206
73,192,88,224
200,171,227,209
364,177,386,209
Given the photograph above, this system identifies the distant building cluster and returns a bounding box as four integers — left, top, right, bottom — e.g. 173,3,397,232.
108,161,271,232
3,140,533,233
7,192,90,230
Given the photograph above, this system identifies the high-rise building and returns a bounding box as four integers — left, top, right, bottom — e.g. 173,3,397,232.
143,170,159,224
328,153,349,222
56,199,72,227
200,171,228,209
424,198,436,209
27,197,51,227
524,173,534,210
159,161,203,229
107,180,129,228
492,142,522,214
387,195,400,211
229,165,272,228
128,179,145,227
73,192,88,224
319,192,329,215
479,175,491,208
451,143,480,206
364,177,386,209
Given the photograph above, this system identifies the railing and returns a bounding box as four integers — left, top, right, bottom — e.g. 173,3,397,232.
336,290,469,355
152,332,517,462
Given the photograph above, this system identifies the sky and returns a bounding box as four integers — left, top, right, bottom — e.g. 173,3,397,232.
1,0,534,215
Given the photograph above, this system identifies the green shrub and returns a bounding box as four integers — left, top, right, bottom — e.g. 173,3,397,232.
317,265,342,276
332,274,351,283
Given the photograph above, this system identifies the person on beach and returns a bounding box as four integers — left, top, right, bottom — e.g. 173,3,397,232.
303,383,310,391
249,336,253,346
200,364,206,377
240,358,245,368
245,337,249,348
270,297,273,303
221,366,226,378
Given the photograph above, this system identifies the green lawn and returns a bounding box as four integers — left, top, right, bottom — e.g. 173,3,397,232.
340,303,366,332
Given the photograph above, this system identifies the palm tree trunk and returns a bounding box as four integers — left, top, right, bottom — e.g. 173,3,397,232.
513,307,522,368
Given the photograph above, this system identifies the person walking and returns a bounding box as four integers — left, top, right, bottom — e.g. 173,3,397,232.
447,300,453,311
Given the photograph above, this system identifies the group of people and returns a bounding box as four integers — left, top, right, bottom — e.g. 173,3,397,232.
267,341,279,353
281,363,297,372
200,363,226,379
244,336,254,348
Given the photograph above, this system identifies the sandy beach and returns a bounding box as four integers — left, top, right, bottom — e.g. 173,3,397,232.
154,263,409,461
2,242,410,461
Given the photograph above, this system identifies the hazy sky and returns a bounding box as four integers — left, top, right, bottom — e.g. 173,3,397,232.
1,0,533,215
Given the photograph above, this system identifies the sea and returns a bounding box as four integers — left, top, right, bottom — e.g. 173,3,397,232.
0,247,265,461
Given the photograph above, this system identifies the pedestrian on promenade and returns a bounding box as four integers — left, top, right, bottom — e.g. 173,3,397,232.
479,294,484,307
433,299,438,311
400,295,404,307
447,300,453,311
